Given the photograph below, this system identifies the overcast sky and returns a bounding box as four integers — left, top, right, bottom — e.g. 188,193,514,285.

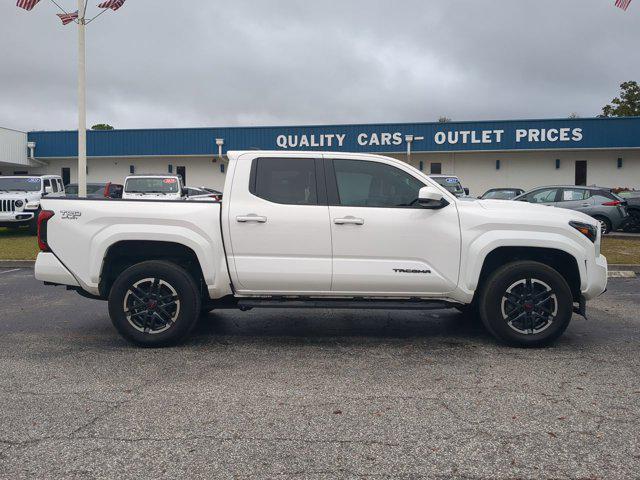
1,0,639,131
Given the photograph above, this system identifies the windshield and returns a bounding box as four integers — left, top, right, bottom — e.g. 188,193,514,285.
125,177,179,194
432,177,464,195
483,189,520,200
0,177,42,192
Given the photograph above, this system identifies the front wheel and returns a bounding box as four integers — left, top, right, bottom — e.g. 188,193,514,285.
108,260,201,347
478,261,573,347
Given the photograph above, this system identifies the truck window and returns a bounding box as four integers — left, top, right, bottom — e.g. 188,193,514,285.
251,158,317,205
332,160,424,208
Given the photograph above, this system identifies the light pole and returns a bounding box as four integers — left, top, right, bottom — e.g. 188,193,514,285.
17,0,126,197
77,0,87,197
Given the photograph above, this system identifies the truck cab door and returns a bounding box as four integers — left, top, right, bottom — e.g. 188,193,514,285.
225,154,332,295
324,155,461,296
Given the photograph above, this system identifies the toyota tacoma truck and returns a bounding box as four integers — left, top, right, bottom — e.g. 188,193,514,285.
34,151,608,347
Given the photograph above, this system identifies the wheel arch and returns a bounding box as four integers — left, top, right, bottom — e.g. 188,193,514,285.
99,240,207,299
474,246,582,302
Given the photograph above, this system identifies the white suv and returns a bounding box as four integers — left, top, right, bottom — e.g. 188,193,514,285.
0,175,65,233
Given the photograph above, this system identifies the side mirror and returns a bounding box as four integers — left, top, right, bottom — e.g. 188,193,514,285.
418,186,449,209
44,186,53,195
464,187,470,196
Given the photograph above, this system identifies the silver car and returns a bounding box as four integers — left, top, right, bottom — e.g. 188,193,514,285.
514,186,629,234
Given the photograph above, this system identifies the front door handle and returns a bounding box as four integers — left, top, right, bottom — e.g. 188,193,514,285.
334,216,364,225
236,214,267,223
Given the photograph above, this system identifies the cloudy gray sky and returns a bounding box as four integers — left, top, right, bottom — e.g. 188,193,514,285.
1,0,639,131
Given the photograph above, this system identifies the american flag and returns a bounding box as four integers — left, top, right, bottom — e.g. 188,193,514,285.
98,0,126,11
615,0,633,10
16,0,41,11
57,10,79,25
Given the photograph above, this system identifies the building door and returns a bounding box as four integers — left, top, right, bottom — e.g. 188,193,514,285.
61,167,71,186
176,166,186,186
325,156,461,295
575,161,587,186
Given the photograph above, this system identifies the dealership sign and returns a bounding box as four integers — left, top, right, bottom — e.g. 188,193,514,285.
275,126,584,150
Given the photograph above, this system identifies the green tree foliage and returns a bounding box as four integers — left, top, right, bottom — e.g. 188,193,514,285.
91,123,114,130
601,81,640,117
438,116,452,123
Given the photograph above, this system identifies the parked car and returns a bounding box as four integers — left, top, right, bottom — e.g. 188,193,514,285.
0,174,65,233
617,191,640,232
514,186,629,234
480,188,525,200
122,174,184,200
184,187,222,201
35,151,607,348
65,182,123,199
429,175,470,197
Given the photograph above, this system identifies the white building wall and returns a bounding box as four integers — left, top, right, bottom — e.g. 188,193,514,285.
0,127,28,168
391,149,640,196
19,156,228,190
2,149,639,196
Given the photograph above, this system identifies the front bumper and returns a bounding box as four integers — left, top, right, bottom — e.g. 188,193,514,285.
0,211,35,227
582,253,608,300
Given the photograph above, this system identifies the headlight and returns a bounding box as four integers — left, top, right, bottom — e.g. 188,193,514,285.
14,200,24,208
25,202,40,210
569,221,598,243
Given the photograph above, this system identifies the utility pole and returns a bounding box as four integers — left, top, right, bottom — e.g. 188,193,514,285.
77,0,87,197
17,0,126,197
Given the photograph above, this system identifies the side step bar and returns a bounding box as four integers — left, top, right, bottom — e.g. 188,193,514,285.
236,298,455,311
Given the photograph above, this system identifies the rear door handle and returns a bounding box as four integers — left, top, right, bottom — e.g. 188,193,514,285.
334,216,364,225
236,214,267,223
581,203,591,207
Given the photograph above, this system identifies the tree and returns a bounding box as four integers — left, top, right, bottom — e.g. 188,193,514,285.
601,81,640,117
568,112,580,119
438,116,452,123
91,123,114,130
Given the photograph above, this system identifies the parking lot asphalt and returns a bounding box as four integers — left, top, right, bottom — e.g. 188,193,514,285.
0,268,639,479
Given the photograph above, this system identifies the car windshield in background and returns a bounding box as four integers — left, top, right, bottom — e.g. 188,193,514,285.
483,190,521,200
0,177,41,192
125,178,179,193
65,184,105,195
432,177,464,195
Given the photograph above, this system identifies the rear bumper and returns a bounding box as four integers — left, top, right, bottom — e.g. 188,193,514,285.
34,252,79,287
582,254,608,300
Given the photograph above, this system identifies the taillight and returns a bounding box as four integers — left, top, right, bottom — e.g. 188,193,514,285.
602,200,621,206
103,182,111,198
37,210,55,252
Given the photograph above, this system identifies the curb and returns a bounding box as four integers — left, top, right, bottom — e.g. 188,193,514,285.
606,233,640,239
0,260,35,268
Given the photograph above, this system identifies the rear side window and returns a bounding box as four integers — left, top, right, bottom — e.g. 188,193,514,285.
251,158,318,205
561,188,590,201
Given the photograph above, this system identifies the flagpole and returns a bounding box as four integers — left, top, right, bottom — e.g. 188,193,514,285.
78,0,87,197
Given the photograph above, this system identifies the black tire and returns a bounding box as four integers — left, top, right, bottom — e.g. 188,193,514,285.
108,260,201,347
478,261,573,347
593,216,612,235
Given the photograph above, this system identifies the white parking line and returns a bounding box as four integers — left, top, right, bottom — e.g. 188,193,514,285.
0,268,21,275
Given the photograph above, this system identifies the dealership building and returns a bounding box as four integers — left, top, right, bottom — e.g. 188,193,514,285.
1,117,640,195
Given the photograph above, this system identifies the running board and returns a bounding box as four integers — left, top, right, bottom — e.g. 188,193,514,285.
236,298,455,311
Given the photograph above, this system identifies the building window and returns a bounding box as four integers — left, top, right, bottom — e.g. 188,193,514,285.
495,160,501,170
129,165,135,174
168,164,173,173
430,163,442,174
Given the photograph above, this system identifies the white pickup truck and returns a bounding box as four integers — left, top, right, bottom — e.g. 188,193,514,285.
34,151,608,347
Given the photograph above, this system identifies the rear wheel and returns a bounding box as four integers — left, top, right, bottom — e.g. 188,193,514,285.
593,216,611,235
108,260,201,347
479,261,573,347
